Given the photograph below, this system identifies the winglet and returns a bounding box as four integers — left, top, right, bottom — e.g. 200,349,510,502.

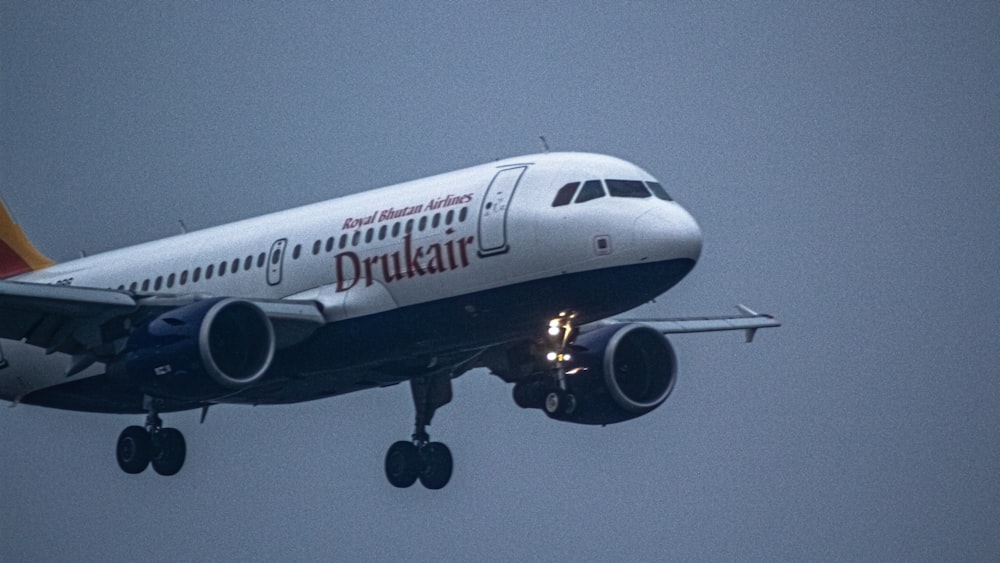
0,196,54,278
738,304,765,343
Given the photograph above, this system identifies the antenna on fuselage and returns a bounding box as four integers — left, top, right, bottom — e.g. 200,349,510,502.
178,220,188,234
539,136,550,153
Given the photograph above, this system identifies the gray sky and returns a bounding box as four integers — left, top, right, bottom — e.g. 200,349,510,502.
2,2,998,561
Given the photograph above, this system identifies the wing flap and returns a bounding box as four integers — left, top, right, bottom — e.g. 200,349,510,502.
0,282,137,349
0,280,326,353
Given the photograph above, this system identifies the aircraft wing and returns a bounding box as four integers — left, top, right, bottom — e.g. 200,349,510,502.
610,305,780,343
0,280,325,356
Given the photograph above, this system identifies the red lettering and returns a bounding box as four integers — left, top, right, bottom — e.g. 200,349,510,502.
458,236,474,266
426,243,444,274
362,255,378,287
335,252,359,291
404,233,426,277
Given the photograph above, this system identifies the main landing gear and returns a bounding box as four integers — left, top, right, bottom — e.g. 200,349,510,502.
116,408,186,476
384,373,454,490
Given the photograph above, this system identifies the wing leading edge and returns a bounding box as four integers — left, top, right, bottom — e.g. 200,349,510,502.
609,304,780,343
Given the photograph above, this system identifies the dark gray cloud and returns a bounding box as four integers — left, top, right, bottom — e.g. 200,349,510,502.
2,3,998,561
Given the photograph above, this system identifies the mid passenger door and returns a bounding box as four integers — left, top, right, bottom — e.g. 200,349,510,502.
477,166,527,257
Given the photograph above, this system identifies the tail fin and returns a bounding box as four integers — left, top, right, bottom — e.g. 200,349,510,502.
0,196,54,278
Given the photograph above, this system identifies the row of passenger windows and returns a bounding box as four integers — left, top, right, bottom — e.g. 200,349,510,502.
551,179,673,207
115,207,470,293
308,206,469,256
118,251,271,292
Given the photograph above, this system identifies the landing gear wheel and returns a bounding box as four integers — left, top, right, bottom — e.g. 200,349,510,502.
116,425,152,474
544,390,577,416
151,428,187,476
418,442,453,490
385,440,420,488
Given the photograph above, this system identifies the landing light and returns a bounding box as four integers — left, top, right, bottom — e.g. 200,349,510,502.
547,326,561,336
546,352,558,361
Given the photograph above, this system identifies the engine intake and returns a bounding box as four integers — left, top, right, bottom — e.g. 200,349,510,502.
111,298,275,401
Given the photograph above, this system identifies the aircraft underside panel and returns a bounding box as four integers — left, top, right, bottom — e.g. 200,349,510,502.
19,257,696,413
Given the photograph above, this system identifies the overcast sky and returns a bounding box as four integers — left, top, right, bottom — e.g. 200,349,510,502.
2,2,998,561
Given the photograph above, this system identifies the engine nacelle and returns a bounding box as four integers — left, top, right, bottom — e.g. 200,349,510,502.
109,298,276,401
516,323,678,425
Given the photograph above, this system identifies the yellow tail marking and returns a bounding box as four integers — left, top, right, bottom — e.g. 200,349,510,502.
0,197,54,277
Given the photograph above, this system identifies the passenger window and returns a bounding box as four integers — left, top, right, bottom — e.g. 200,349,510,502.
645,181,673,201
193,267,201,282
575,180,606,203
312,241,320,255
167,273,175,288
445,210,454,225
218,262,226,277
365,228,374,243
231,260,239,274
392,222,401,237
419,216,427,231
459,207,468,222
606,179,651,198
379,225,387,240
406,219,414,233
180,271,188,285
257,252,265,267
129,282,138,291
244,256,253,271
551,182,580,207
154,276,163,290
292,245,301,259
206,264,214,279
339,234,348,249
326,237,334,252
352,231,361,246
432,214,441,228
142,279,150,291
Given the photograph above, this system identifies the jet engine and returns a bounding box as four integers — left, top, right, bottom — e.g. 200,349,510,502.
109,298,275,401
513,323,677,425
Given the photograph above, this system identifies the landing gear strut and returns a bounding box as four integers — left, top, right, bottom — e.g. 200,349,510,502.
116,404,186,476
512,312,579,417
384,373,453,489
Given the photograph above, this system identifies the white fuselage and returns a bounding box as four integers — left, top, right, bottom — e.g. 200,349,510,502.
0,152,702,403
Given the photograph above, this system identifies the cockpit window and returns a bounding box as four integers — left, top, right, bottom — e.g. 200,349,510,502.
645,181,673,201
551,182,580,207
575,179,606,203
606,179,651,198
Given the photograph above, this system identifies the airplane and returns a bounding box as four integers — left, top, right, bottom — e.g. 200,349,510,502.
0,152,778,489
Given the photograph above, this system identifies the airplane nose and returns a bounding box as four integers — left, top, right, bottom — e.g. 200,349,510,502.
632,205,703,262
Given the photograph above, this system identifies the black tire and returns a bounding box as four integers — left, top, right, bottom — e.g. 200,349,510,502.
418,442,453,490
116,425,151,474
151,428,187,477
544,390,577,417
544,391,561,414
385,441,420,488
